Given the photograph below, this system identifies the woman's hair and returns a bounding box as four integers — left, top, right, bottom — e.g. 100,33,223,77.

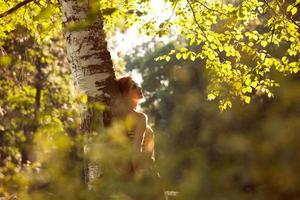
116,76,133,95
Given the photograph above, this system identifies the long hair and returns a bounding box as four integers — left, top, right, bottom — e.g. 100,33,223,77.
115,76,135,116
116,76,133,95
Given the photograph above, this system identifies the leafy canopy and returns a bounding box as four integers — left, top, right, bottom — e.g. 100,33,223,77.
0,0,299,111
151,0,300,110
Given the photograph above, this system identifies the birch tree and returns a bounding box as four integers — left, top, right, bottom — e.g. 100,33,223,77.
59,0,121,187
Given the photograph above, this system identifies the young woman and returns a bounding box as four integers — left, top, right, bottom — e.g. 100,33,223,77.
116,76,155,160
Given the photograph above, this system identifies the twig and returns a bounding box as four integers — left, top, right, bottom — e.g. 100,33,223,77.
186,0,208,41
0,0,34,18
262,0,278,16
187,0,225,63
274,0,300,29
166,0,179,22
194,0,226,15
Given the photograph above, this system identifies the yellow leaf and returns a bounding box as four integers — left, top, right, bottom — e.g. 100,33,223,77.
189,38,195,45
291,7,297,15
81,94,88,104
219,46,224,52
287,5,293,12
166,56,170,62
250,81,258,88
182,53,188,60
244,96,251,104
190,54,196,61
208,94,216,101
242,87,252,93
225,100,232,108
261,40,267,47
0,55,11,66
181,48,188,52
210,43,217,50
267,92,273,98
169,50,176,55
234,82,242,89
245,79,251,86
293,68,299,73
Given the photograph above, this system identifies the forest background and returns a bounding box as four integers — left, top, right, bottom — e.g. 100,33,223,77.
0,0,300,199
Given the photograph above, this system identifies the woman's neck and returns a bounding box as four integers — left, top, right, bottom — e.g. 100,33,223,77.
122,97,138,111
129,99,138,110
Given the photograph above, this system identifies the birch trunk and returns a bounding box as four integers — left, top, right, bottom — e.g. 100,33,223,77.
60,0,119,188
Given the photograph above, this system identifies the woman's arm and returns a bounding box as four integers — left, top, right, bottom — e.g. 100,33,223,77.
142,126,155,160
133,112,147,152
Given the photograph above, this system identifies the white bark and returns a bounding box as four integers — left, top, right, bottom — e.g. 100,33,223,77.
60,0,119,189
60,0,116,100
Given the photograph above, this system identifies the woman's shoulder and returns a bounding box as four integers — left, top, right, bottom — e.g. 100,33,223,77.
132,111,147,122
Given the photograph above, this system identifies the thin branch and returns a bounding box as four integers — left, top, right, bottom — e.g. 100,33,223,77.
187,0,223,61
274,0,300,29
166,0,179,22
262,0,278,16
0,0,34,18
187,0,208,41
194,0,227,15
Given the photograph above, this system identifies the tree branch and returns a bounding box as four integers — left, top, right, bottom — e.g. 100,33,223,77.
0,0,34,19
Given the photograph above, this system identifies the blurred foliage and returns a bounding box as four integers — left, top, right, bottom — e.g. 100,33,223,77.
0,26,83,198
126,39,300,199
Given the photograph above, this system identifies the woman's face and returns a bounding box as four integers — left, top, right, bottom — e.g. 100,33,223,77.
127,80,143,100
